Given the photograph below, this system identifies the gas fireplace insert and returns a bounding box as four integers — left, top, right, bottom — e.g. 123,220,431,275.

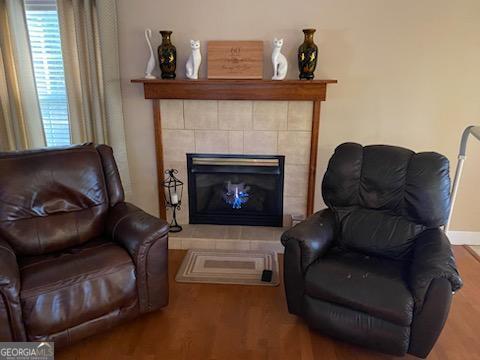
187,153,285,227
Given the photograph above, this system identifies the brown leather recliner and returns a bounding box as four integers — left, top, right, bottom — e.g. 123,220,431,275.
0,144,169,346
282,143,462,358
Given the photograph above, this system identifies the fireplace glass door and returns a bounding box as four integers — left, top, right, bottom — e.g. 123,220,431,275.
187,154,284,227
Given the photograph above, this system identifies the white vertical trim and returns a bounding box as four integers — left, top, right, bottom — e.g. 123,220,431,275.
447,231,480,245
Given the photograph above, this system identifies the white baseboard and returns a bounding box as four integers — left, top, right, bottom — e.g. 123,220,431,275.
447,231,480,245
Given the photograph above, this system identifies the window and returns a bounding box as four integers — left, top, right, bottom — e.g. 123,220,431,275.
25,0,70,147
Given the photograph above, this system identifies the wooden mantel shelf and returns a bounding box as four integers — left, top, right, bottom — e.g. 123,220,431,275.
131,78,337,101
132,78,337,220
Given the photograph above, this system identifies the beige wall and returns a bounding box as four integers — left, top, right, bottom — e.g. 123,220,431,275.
117,0,480,231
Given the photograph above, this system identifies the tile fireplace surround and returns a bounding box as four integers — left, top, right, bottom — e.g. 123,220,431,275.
161,99,313,229
131,79,336,252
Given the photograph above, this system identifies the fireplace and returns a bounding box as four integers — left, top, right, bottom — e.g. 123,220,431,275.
187,154,285,227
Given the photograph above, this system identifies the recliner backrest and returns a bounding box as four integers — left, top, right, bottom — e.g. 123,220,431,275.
322,143,451,259
0,143,124,256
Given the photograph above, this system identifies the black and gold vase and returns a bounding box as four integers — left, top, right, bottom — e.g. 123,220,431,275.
158,31,176,79
298,29,318,80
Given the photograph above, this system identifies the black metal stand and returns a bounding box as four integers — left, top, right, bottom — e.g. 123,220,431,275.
163,168,184,233
169,204,182,233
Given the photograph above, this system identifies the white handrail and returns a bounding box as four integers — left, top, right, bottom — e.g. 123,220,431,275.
445,126,480,232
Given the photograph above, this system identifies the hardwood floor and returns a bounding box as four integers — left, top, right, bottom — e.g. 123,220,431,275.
57,246,480,360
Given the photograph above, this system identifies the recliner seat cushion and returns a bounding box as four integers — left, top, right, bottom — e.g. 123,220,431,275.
19,238,137,338
305,248,414,326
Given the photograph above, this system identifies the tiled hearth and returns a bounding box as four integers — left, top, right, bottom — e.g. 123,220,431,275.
168,224,287,254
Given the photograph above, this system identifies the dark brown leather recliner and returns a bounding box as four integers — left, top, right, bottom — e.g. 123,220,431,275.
0,144,169,346
282,143,463,358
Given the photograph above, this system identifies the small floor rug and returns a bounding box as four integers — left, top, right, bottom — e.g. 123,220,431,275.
175,249,279,286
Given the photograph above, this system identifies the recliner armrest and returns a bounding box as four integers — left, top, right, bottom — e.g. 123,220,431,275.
409,229,463,312
106,202,170,312
106,202,169,258
281,209,337,271
0,238,26,341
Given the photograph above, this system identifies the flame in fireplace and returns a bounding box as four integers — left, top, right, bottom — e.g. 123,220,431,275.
223,181,250,209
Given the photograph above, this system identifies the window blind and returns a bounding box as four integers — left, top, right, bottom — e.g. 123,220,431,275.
25,0,71,147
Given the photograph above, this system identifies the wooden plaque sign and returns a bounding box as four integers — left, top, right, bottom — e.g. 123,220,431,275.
207,41,263,79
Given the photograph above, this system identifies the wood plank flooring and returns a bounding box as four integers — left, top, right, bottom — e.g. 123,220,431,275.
57,246,480,360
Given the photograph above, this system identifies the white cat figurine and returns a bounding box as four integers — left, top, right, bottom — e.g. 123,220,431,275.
144,29,156,79
186,40,201,80
271,38,288,80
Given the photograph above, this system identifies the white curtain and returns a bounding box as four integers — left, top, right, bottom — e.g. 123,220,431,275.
0,0,45,151
57,0,132,196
